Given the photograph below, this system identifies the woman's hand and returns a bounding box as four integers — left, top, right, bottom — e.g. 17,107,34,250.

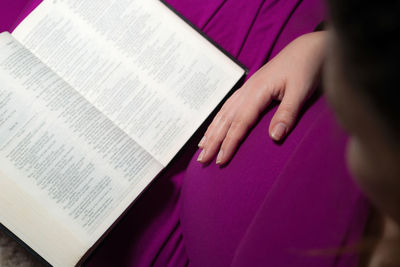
197,31,327,165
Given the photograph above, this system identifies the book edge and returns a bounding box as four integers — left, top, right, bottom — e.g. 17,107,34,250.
160,0,250,75
80,73,246,266
0,223,52,267
2,1,249,265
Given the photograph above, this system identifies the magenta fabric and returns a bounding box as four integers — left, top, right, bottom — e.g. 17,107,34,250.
177,1,369,266
0,0,370,267
0,0,26,32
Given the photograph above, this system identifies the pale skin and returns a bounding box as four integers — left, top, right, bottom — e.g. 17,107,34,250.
197,31,327,165
199,29,400,266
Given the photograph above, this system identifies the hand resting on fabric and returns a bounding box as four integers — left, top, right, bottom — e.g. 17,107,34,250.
197,31,327,165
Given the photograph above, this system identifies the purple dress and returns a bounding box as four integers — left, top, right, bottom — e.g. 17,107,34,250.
1,0,369,266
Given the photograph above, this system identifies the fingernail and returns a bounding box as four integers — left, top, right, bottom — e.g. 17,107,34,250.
271,122,287,141
197,150,205,162
216,150,223,164
198,136,206,148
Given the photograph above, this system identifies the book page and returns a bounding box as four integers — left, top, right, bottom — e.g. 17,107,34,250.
0,32,163,266
12,0,245,165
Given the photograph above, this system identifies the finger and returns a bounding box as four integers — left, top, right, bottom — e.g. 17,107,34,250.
198,113,233,163
199,112,226,148
199,90,243,149
269,83,309,141
216,105,260,165
197,90,244,163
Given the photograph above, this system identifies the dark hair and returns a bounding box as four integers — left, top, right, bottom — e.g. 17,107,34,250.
327,0,400,140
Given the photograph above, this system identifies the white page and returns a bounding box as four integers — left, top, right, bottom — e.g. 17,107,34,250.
12,0,245,165
0,32,163,266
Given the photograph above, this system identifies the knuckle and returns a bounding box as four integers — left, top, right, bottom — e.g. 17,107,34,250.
207,113,228,132
223,134,239,145
205,124,214,135
218,113,230,124
213,113,222,123
214,112,230,125
277,106,297,122
226,122,247,141
206,134,216,144
230,120,246,132
207,134,223,145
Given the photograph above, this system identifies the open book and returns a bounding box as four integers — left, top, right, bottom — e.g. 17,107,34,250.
0,0,246,266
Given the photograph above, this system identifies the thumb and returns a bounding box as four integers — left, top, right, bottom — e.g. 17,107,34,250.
269,84,309,141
